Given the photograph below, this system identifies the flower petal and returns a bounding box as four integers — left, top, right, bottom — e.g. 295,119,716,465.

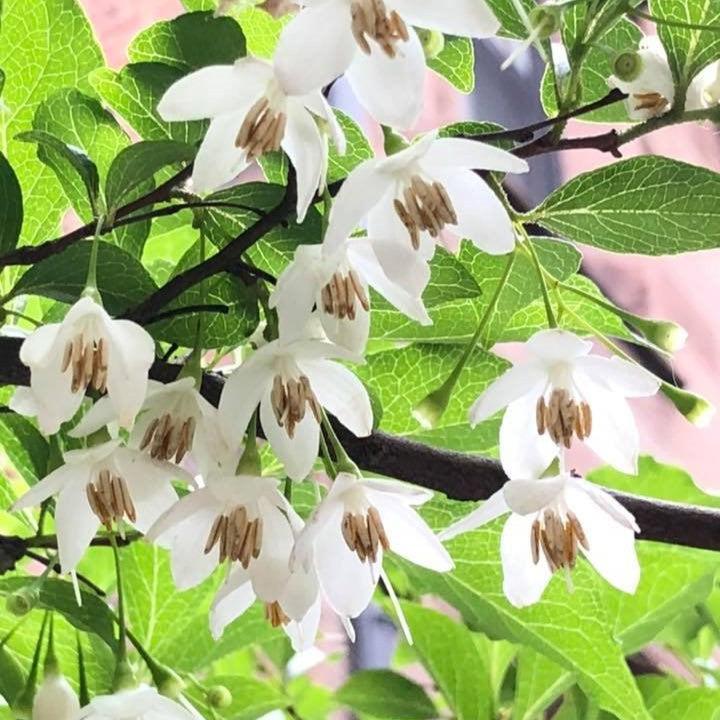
320,304,371,355
526,328,592,362
366,196,436,263
55,479,100,573
274,0,356,96
422,138,528,174
439,488,509,540
168,506,222,590
391,0,500,37
361,477,432,505
25,364,85,436
301,359,372,437
574,355,660,398
302,93,347,155
469,362,546,426
69,395,117,438
210,567,255,639
285,596,322,652
19,322,62,367
346,30,425,129
12,463,84,511
144,486,215,544
500,512,553,607
503,477,565,515
572,476,639,532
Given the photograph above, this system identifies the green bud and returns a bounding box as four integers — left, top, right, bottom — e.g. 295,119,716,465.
528,6,562,39
6,586,40,616
382,125,410,156
661,383,715,428
412,386,451,430
112,659,136,693
415,28,445,59
613,51,643,82
631,317,688,353
207,685,233,709
154,666,185,700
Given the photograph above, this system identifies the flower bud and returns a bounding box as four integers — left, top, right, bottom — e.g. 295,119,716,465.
412,387,450,430
633,318,687,353
528,6,562,39
613,51,643,83
207,685,233,709
415,28,445,60
382,126,410,156
155,668,185,700
6,585,40,616
32,674,80,720
661,383,715,428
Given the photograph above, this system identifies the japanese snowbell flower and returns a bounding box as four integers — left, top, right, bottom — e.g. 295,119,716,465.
218,338,372,480
292,473,453,620
70,378,219,469
12,296,154,435
270,236,431,353
469,329,660,479
78,685,197,720
274,0,500,128
608,36,674,121
157,56,346,222
146,474,295,590
440,471,640,607
13,440,185,573
32,673,80,720
210,505,322,652
687,60,720,110
325,132,528,262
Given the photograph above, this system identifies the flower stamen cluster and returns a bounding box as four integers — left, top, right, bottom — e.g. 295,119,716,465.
204,505,264,567
270,373,323,438
62,333,109,394
140,412,197,463
341,505,390,562
536,388,593,448
321,269,370,321
85,470,137,529
531,507,589,573
235,95,287,160
350,0,409,57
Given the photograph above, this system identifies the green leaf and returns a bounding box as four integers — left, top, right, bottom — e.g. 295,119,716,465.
401,603,492,720
17,130,100,213
0,646,25,706
0,0,103,246
428,36,475,93
129,11,246,70
327,110,373,185
514,648,574,720
649,687,720,720
0,412,49,486
0,152,22,254
238,6,291,58
336,669,437,720
9,240,158,315
105,140,195,213
484,0,535,38
90,63,207,144
533,156,720,254
650,0,720,86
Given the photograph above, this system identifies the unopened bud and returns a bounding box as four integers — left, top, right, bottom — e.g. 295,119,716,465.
155,668,185,700
412,385,451,430
6,585,40,616
528,6,562,39
662,383,715,428
32,674,80,720
415,28,445,60
207,685,233,709
613,51,643,82
633,317,687,353
382,126,410,156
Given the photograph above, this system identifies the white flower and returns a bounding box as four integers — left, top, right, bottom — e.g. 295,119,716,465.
78,685,198,720
608,36,674,121
12,296,154,436
70,378,220,470
157,56,346,222
218,338,372,480
32,673,80,720
292,473,453,620
13,440,185,573
440,472,640,607
274,0,500,128
146,473,295,591
270,236,431,354
687,60,720,110
469,329,660,479
210,504,322,652
325,132,528,263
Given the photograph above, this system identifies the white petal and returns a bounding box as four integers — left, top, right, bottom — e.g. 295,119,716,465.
439,488,508,540
168,507,222,589
572,476,639,533
302,93,347,155
500,392,559,479
370,493,453,571
366,237,430,299
69,395,116,438
55,480,100,573
346,30,425,129
502,477,565,515
26,364,85,436
366,195,435,263
360,477,432,505
565,484,640,594
279,566,320,621
8,387,40,419
274,0,356,96
440,169,516,254
260,392,320,481
157,62,270,121
301,359,372,437
422,138,528,174
19,322,62,367
284,337,363,364
574,356,660,398
145,486,215,543
391,0,500,37
12,464,83,511
285,597,322,652
526,328,592,362
282,101,325,222
469,363,546,426
320,305,371,355
192,112,252,194
210,567,255,639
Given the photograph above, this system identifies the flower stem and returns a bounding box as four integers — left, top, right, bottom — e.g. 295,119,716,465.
321,412,359,477
633,8,720,32
523,236,558,328
110,533,135,691
236,412,262,476
77,632,90,706
44,613,59,676
84,215,107,301
14,612,49,717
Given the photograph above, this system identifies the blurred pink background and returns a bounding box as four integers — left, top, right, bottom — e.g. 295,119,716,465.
80,0,720,493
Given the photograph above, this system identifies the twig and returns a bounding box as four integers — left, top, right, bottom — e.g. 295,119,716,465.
144,303,230,325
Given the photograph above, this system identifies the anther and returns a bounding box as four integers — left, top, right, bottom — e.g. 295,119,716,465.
235,96,287,160
633,92,669,114
270,374,322,438
265,601,290,628
350,0,409,57
85,472,135,529
62,333,109,395
341,506,390,563
536,389,593,448
321,270,370,320
531,510,589,576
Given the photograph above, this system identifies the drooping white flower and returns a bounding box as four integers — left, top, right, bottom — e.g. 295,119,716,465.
270,236,431,353
440,472,640,607
274,0,500,128
32,673,80,720
325,132,528,263
468,329,660,479
78,685,198,720
608,36,674,121
146,473,295,591
70,378,219,470
292,472,453,620
13,440,185,573
218,338,372,480
11,296,154,436
210,504,322,652
157,56,345,222
687,60,720,110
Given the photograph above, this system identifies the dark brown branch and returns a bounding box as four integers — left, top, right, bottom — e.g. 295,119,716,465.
515,129,624,159
144,303,230,325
